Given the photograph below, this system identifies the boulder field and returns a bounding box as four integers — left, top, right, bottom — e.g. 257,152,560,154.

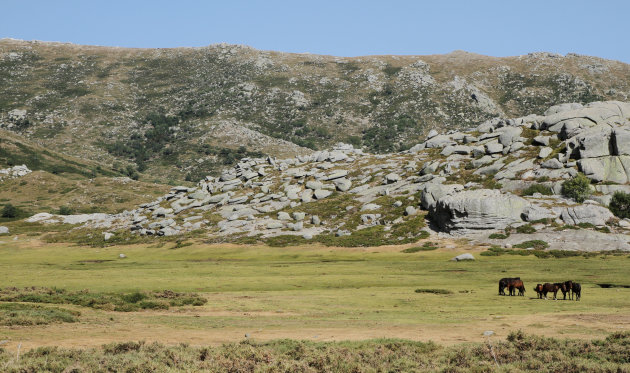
29,101,630,248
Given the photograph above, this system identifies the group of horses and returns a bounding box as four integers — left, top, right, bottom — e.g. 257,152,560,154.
498,277,582,300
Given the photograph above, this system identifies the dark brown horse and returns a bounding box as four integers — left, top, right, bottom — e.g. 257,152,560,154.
508,279,525,296
562,281,574,300
499,277,520,296
572,283,582,301
541,283,561,300
534,284,544,299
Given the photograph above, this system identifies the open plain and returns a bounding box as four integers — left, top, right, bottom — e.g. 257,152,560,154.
1,235,629,353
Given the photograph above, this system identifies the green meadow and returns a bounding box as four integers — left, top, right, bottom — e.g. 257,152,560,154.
0,239,629,342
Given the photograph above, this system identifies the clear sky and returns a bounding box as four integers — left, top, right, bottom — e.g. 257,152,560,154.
2,0,629,63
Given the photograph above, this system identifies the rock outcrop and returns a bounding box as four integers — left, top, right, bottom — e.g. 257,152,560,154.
430,189,530,232
0,164,31,181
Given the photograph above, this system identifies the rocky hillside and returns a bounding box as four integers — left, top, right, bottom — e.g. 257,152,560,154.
2,39,630,182
31,101,630,251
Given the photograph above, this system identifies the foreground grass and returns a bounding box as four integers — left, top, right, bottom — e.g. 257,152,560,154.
0,332,628,372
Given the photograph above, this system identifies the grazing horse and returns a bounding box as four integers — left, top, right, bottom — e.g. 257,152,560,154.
534,284,544,299
499,277,520,296
541,283,561,300
563,281,574,300
575,283,582,300
508,279,525,296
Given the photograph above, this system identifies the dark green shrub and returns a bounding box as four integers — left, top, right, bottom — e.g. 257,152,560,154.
609,191,630,219
561,173,591,203
58,206,74,215
1,203,18,218
521,184,552,196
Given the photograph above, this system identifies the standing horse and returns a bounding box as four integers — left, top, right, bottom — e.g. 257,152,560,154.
575,283,582,300
499,277,520,296
541,283,561,300
534,284,544,299
563,281,574,300
508,279,525,296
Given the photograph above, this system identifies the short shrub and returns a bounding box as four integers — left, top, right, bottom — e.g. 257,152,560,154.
121,291,147,304
521,184,552,196
489,233,509,239
516,224,536,234
58,206,74,215
138,300,169,310
402,242,438,253
513,240,549,250
609,191,630,219
561,173,591,203
480,246,506,256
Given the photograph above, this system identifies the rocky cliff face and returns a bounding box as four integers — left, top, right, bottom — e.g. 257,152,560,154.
2,39,630,182
32,100,630,251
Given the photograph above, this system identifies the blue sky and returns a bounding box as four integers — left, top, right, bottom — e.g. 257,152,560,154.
2,0,629,62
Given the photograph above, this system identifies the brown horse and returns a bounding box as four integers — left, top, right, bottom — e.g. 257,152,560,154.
541,283,561,300
534,284,544,299
499,277,520,296
562,281,574,300
508,279,525,296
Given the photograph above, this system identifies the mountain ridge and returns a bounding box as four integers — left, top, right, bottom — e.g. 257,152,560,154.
1,39,629,182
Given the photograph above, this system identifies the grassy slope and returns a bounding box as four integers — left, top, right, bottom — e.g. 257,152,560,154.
0,239,628,349
0,171,168,216
0,129,170,216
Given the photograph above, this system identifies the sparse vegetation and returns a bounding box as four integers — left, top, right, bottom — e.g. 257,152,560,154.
414,288,452,294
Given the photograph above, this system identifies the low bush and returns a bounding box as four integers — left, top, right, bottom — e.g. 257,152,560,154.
516,224,536,234
488,233,509,239
609,191,630,219
57,206,74,215
402,242,438,253
521,184,552,196
513,240,549,250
